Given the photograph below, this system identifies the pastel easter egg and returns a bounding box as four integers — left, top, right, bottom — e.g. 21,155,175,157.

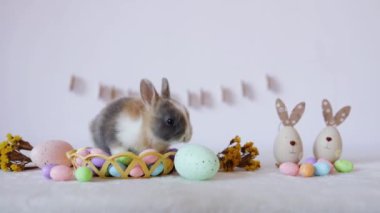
279,162,299,176
299,163,315,177
108,163,126,177
116,156,133,166
334,159,354,173
314,162,331,176
90,148,109,155
50,165,74,181
75,167,93,182
31,140,74,168
75,149,90,166
91,157,106,168
167,148,178,161
139,149,159,165
42,164,56,179
174,144,219,181
130,165,144,178
150,163,164,176
304,157,317,164
318,158,336,174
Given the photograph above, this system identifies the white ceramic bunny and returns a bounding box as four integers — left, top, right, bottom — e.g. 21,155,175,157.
274,99,305,166
313,99,351,163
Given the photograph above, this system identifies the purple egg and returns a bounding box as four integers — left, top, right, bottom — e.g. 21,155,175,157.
42,164,56,179
304,157,317,164
91,157,105,168
167,148,178,161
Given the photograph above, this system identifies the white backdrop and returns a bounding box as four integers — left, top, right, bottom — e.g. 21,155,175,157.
1,0,379,164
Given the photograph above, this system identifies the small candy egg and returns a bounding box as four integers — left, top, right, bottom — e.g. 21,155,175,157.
116,156,132,165
130,165,144,177
279,162,299,176
91,157,105,168
304,157,317,164
174,144,220,180
299,163,315,177
108,163,126,177
334,159,354,173
150,163,164,176
50,165,74,181
75,167,93,182
88,148,108,168
42,164,56,179
167,148,178,161
317,158,335,174
139,149,159,165
75,149,90,166
89,148,108,155
314,162,331,176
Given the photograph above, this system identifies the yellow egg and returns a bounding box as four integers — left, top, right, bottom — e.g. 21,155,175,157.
299,163,315,177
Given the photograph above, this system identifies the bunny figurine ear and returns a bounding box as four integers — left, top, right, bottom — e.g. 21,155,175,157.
275,99,290,126
322,99,351,126
289,102,306,126
322,99,334,126
334,106,351,126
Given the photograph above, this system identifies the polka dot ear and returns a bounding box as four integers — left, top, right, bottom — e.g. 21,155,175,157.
334,106,351,126
322,99,334,126
289,102,306,127
275,99,290,126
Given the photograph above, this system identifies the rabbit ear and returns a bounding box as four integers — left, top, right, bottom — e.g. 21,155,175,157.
322,99,334,126
161,78,171,99
275,99,290,126
140,79,159,106
334,106,351,126
289,102,306,126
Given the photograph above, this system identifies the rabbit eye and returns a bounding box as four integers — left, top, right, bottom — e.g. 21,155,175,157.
166,118,174,126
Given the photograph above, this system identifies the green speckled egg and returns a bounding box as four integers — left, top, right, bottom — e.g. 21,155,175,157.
334,159,354,173
174,144,219,180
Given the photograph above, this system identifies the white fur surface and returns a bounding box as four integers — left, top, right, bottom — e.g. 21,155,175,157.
114,115,143,153
1,159,379,213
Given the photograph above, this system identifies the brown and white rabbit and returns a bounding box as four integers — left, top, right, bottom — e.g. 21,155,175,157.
313,99,351,162
90,78,192,155
274,99,305,166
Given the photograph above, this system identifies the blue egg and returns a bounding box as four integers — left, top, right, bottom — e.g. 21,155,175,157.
314,162,331,176
108,162,126,177
174,144,220,180
150,163,164,176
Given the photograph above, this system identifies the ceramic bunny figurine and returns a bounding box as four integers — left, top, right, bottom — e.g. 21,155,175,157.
274,99,305,166
313,99,351,163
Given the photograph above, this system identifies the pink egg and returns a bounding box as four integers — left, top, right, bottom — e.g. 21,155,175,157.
50,165,74,181
279,162,299,176
90,148,109,155
129,165,144,177
317,158,336,174
31,140,74,168
139,149,159,165
75,149,90,166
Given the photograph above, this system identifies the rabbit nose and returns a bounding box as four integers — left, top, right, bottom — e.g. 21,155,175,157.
290,141,296,146
326,137,332,142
